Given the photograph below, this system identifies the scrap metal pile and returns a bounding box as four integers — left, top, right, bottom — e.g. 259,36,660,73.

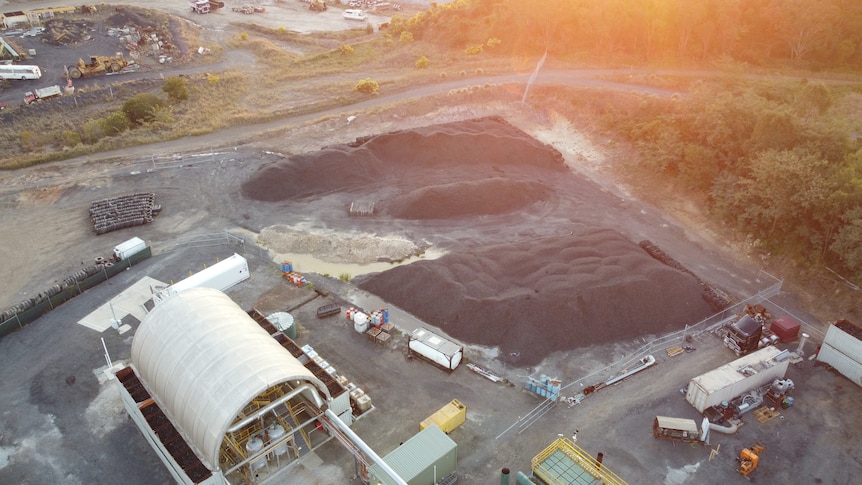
89,192,161,235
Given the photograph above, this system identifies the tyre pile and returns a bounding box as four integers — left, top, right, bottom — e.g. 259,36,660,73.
89,192,161,235
639,240,733,312
0,260,111,323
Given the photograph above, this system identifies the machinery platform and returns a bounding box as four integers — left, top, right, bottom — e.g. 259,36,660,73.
754,407,780,423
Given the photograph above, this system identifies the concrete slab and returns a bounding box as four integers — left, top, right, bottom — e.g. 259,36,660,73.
77,276,165,332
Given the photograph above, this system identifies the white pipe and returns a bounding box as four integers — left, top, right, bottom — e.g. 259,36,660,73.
709,421,739,434
227,383,324,433
324,408,408,485
604,354,656,386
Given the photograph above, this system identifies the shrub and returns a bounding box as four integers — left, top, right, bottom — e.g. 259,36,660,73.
61,130,81,147
162,76,189,102
486,37,502,47
355,78,379,95
415,55,430,69
240,32,248,41
20,130,38,150
465,44,483,55
400,31,414,43
123,93,164,125
340,44,355,55
365,23,374,34
207,74,220,85
104,111,131,135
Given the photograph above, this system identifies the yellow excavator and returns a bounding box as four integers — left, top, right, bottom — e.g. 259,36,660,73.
738,442,765,478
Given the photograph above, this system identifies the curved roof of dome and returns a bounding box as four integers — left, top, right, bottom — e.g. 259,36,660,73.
131,287,329,471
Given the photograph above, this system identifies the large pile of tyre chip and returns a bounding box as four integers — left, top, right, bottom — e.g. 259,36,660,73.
639,240,733,312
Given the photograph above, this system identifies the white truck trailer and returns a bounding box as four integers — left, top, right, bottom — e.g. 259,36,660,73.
685,345,789,413
153,254,249,305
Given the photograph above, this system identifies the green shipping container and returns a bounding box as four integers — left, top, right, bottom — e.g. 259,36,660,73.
368,424,457,485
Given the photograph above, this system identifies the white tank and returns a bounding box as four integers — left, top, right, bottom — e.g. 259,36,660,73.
246,437,266,471
268,425,288,457
353,312,369,333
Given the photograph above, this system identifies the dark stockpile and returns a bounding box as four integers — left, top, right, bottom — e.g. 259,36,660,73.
240,116,567,204
357,229,714,367
242,116,716,366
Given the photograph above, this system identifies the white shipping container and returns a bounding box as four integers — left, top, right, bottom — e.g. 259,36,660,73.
408,328,463,371
817,343,862,387
822,321,862,361
686,346,789,413
113,237,147,260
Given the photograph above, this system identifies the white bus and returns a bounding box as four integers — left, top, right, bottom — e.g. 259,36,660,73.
0,64,42,80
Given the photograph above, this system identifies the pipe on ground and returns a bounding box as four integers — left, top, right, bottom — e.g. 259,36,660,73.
324,408,408,485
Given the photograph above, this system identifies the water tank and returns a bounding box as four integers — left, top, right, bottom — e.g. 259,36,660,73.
268,425,289,457
353,312,369,333
246,437,266,471
268,312,296,339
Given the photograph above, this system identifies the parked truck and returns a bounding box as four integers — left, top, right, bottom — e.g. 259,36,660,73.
113,237,147,261
23,85,62,104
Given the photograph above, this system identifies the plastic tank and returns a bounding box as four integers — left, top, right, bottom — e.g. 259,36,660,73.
353,312,369,333
268,312,296,339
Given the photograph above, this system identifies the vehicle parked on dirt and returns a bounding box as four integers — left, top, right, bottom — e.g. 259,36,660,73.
343,9,368,20
23,85,62,104
0,64,41,80
67,53,128,79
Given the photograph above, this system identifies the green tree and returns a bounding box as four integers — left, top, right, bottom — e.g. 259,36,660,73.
162,76,189,102
123,93,164,125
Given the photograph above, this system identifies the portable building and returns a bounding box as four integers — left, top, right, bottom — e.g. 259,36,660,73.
408,328,463,371
368,424,457,485
817,319,862,387
686,346,789,413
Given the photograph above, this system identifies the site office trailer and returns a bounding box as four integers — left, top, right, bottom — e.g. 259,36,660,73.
817,320,862,387
686,346,789,413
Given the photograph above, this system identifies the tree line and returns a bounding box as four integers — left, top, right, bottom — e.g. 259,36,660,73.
394,0,862,70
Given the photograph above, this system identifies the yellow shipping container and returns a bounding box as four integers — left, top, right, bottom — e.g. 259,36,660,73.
420,399,467,434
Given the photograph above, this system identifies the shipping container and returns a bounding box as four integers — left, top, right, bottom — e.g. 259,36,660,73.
686,346,789,413
420,399,466,434
822,320,862,360
770,317,801,343
408,327,463,371
817,343,862,387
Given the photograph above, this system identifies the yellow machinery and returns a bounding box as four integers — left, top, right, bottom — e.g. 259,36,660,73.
420,399,466,434
67,52,128,79
738,442,765,477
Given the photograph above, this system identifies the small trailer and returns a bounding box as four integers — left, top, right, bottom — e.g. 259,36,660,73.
653,416,710,444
